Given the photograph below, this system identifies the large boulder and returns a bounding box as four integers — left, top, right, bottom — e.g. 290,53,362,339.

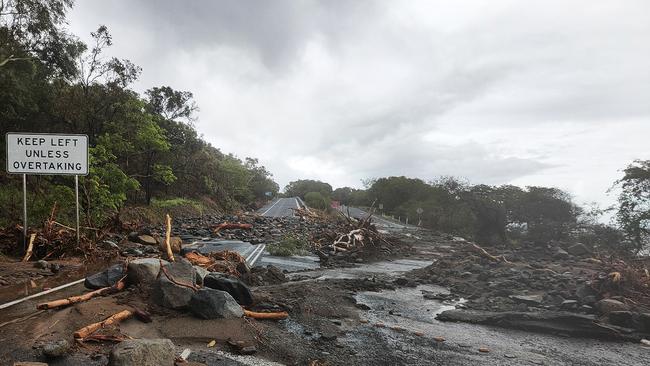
109,338,174,366
157,236,183,253
85,263,125,289
203,273,253,306
595,298,630,314
194,266,210,286
189,288,244,319
127,258,167,285
136,235,158,246
152,260,197,309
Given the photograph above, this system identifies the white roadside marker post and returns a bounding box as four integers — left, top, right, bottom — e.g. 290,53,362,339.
22,173,27,250
75,175,80,245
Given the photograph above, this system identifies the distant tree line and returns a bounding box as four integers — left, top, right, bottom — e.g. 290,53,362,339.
0,0,278,227
288,161,650,255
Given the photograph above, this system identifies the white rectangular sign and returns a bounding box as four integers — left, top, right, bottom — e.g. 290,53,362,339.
6,133,88,175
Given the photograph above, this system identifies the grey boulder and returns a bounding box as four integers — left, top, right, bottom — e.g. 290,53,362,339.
189,288,244,319
127,258,166,285
203,273,253,306
85,263,125,289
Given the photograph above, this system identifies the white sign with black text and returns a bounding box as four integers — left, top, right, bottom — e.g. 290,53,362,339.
6,133,88,175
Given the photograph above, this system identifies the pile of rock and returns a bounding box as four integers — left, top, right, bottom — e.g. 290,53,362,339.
85,256,253,319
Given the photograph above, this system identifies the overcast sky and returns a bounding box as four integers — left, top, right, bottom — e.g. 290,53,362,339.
67,0,650,213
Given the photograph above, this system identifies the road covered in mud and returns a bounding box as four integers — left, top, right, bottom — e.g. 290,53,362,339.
0,210,648,365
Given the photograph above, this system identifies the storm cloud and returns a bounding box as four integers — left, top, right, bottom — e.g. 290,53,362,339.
67,0,650,211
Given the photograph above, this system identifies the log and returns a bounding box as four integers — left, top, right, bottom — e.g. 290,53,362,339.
164,214,175,262
37,279,125,310
73,309,133,339
21,233,36,262
243,309,289,320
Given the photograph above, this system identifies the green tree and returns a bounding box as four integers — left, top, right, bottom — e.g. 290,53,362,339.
284,180,332,199
615,160,650,253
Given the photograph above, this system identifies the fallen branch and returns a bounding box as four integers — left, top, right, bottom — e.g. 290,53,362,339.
470,243,511,264
243,309,289,320
164,214,175,262
21,233,36,262
37,279,126,310
73,309,133,339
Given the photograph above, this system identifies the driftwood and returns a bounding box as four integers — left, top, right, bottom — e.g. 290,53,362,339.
37,279,126,310
164,214,175,262
21,233,36,262
73,309,133,339
470,243,511,264
243,309,289,320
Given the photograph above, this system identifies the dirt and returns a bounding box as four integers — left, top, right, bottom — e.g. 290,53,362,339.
1,214,649,365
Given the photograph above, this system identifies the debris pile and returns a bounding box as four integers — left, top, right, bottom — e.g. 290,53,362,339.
406,234,650,337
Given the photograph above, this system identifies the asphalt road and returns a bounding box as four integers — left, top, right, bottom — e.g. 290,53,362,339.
340,205,407,229
258,197,302,218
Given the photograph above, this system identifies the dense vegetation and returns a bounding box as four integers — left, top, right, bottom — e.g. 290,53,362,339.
0,0,278,227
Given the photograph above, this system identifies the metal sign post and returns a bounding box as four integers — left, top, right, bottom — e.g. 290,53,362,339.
75,175,80,245
416,207,423,227
6,133,88,251
22,174,27,250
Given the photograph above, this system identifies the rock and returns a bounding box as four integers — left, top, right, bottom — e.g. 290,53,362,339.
152,276,194,310
240,345,257,355
193,266,209,286
436,309,633,339
127,258,166,285
49,263,61,273
321,331,337,341
85,263,125,289
566,243,590,256
109,338,175,366
34,260,49,269
100,240,120,250
203,273,253,306
136,235,157,246
608,311,636,328
157,236,183,253
189,288,244,319
42,339,70,358
560,300,579,310
510,294,544,306
553,248,570,260
595,299,629,314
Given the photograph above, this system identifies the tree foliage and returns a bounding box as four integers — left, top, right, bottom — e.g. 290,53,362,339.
0,4,278,227
615,160,650,252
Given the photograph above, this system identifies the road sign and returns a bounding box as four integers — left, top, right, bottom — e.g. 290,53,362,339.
6,133,88,175
378,203,384,210
6,133,89,249
416,208,423,214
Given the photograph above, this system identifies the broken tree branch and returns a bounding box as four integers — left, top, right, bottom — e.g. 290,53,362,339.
470,243,511,264
21,233,36,262
73,309,133,339
164,214,175,262
243,309,289,320
37,279,125,310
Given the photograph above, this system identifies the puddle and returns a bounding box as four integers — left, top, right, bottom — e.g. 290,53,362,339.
354,284,466,325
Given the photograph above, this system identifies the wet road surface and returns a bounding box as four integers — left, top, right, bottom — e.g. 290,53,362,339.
258,197,302,218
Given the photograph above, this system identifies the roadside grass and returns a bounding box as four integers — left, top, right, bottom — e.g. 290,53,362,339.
151,197,204,212
267,235,310,257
